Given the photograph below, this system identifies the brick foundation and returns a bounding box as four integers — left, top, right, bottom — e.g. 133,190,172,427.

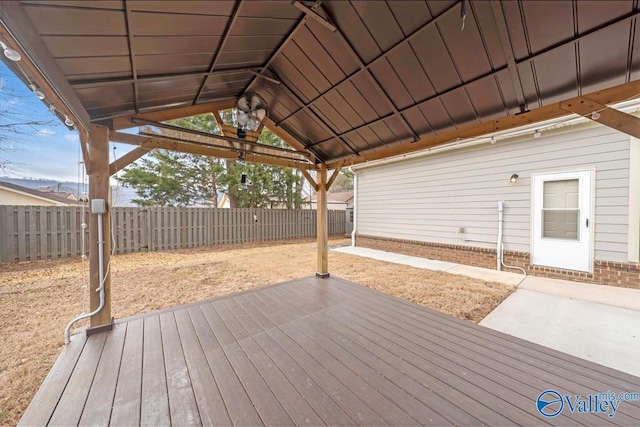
357,235,640,289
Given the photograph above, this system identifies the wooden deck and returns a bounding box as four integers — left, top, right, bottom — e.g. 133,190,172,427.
20,276,640,426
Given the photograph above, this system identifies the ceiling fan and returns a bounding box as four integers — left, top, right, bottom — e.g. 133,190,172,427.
235,92,268,138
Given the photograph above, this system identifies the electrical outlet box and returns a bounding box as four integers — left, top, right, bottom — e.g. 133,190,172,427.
91,199,107,214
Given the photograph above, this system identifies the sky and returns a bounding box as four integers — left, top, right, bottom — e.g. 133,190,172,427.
0,61,133,183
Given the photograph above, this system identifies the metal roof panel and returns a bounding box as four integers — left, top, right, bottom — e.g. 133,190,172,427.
325,1,382,63
350,1,405,52
521,0,574,54
419,99,455,133
23,4,126,35
131,12,228,36
579,25,631,94
532,45,579,104
411,27,461,93
134,36,221,56
228,17,297,37
128,1,234,15
386,43,436,103
369,60,413,110
43,36,129,58
387,0,433,36
336,81,379,124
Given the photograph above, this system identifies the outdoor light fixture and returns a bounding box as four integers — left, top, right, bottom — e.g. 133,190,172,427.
510,173,519,184
591,111,601,120
533,130,541,138
29,84,45,100
64,115,75,127
0,41,21,61
490,136,497,144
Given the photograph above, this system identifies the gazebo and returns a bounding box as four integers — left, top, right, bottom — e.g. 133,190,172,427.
2,1,639,425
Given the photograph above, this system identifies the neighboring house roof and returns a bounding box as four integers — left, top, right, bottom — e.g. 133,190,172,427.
38,187,79,201
308,191,354,204
0,181,84,205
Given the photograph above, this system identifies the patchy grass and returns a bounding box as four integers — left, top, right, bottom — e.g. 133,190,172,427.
0,238,513,425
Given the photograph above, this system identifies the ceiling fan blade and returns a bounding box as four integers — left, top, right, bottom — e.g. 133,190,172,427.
237,97,250,112
250,94,262,110
237,111,248,126
256,108,267,122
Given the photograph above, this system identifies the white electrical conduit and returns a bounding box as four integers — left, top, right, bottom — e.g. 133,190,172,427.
500,243,527,276
463,237,527,276
351,170,357,246
497,201,504,271
64,212,106,344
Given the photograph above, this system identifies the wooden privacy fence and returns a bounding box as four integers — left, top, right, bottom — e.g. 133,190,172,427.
0,206,346,262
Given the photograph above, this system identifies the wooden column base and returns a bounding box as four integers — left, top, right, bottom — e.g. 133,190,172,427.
316,272,330,279
86,317,114,337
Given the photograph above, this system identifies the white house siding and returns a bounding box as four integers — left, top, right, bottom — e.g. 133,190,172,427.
356,124,630,262
0,188,59,206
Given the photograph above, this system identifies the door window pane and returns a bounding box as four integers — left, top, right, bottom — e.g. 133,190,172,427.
543,210,579,239
543,179,578,208
542,179,579,240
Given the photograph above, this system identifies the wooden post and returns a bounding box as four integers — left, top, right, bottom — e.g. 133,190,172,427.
87,124,113,331
316,164,329,278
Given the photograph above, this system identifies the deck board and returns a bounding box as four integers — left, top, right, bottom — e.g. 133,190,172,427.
198,303,263,426
79,324,126,426
48,332,106,426
140,315,170,426
174,308,229,426
19,333,87,426
110,318,143,426
160,311,201,426
19,276,640,426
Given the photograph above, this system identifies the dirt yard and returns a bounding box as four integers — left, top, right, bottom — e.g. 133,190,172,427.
0,238,514,425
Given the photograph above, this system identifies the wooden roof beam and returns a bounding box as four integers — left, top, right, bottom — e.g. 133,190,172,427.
110,98,236,130
109,146,149,176
299,168,318,192
110,132,314,170
326,165,342,191
326,80,640,169
266,119,316,163
561,98,640,139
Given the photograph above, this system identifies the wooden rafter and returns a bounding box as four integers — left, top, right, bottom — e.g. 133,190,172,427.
326,80,640,169
326,166,342,191
109,146,149,176
132,118,310,161
299,168,318,192
110,98,236,130
266,120,316,163
78,127,92,174
110,132,314,170
560,98,640,139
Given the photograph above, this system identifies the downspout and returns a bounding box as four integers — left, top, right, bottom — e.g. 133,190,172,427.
497,201,504,271
64,212,106,344
351,169,357,246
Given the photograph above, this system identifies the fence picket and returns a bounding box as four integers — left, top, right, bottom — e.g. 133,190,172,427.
1,206,346,262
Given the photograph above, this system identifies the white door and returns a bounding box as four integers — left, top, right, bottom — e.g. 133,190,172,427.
531,170,592,272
